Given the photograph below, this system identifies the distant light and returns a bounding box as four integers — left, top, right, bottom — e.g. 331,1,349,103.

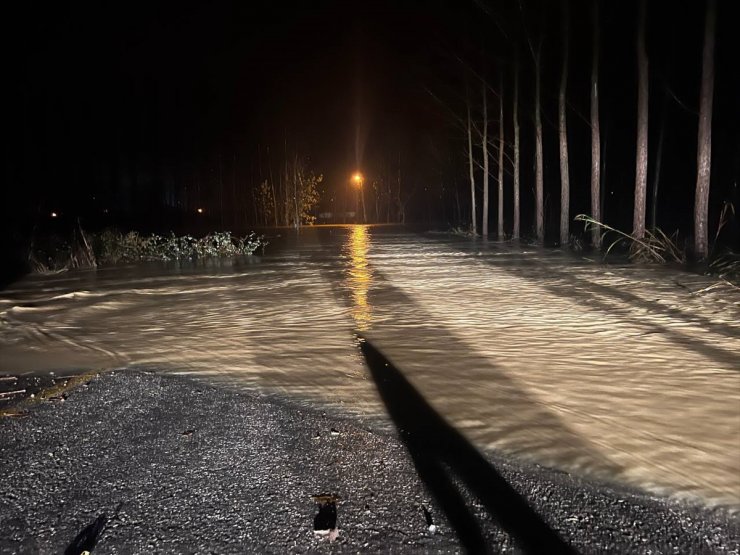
352,172,363,187
50,212,58,218
197,208,204,214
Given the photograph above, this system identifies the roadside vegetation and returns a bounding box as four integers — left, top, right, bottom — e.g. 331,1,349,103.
574,203,739,287
27,227,267,274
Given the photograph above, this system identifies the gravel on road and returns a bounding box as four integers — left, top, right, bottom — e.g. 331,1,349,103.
0,370,737,553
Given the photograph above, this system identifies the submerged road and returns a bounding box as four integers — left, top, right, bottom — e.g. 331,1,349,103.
1,225,739,526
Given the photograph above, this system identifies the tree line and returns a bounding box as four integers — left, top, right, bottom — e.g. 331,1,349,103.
437,0,721,259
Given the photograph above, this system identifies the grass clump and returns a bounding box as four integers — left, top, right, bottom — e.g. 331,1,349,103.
708,252,740,284
28,226,98,273
575,214,685,264
576,213,740,289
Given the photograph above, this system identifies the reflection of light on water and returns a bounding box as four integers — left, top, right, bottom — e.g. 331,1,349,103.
346,225,372,331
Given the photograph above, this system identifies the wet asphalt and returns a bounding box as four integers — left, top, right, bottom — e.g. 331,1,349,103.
0,370,738,554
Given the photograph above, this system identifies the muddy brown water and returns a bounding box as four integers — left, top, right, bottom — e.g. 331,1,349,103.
1,225,738,509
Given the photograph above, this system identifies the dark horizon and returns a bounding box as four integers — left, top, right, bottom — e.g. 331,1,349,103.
3,0,738,249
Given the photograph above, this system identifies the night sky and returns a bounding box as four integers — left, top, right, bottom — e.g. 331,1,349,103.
3,0,738,246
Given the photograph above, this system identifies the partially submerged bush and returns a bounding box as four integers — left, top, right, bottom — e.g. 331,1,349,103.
29,229,267,273
575,214,685,264
93,230,266,264
28,227,97,273
447,225,477,238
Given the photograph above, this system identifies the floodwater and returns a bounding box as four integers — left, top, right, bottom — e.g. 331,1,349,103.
1,225,739,510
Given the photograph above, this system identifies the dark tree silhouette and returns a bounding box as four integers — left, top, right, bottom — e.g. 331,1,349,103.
590,0,602,247
467,94,478,235
558,0,571,246
497,71,505,240
513,58,521,239
482,82,490,237
694,0,717,259
633,0,649,240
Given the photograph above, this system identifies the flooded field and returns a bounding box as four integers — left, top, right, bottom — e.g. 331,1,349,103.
1,225,738,509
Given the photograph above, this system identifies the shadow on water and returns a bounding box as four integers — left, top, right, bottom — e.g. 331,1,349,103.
358,337,574,555
415,233,739,344
466,250,740,369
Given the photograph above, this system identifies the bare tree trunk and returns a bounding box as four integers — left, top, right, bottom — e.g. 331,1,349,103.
513,60,521,240
373,185,380,223
558,0,571,246
633,0,649,240
651,98,665,231
252,188,258,225
590,0,602,247
600,126,608,223
467,101,477,235
218,153,224,230
293,155,300,228
361,183,367,223
281,170,287,226
268,148,278,227
534,46,544,243
694,0,716,259
240,156,247,229
231,153,236,231
397,153,403,223
454,186,462,224
386,169,392,223
482,82,490,238
497,72,505,240
284,141,290,226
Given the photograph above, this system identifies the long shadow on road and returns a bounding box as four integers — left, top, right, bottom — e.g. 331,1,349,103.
359,337,574,555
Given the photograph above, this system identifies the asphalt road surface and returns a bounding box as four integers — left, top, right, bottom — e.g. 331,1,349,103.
1,369,737,554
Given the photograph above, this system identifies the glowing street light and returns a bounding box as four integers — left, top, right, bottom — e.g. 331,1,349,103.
350,172,367,223
197,207,204,214
50,212,58,218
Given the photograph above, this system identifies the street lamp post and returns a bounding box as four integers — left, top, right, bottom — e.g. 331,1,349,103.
352,172,367,223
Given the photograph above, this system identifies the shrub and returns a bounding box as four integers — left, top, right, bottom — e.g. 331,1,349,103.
93,230,266,264
29,229,267,273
